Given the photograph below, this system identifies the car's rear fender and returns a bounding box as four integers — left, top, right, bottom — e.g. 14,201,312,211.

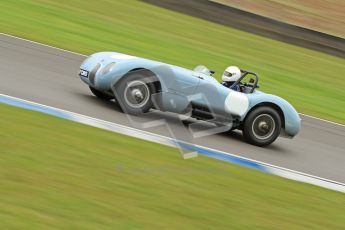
245,93,301,137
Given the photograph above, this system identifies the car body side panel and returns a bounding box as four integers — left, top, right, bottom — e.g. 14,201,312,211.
193,78,232,115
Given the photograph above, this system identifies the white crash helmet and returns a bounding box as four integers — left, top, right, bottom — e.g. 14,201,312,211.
222,66,241,82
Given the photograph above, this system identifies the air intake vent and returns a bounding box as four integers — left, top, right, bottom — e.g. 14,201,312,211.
89,63,101,85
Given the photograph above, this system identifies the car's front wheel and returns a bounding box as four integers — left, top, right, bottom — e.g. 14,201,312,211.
113,72,155,115
242,106,281,146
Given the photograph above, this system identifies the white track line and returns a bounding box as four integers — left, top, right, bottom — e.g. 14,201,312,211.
0,32,87,57
300,113,345,127
1,32,343,127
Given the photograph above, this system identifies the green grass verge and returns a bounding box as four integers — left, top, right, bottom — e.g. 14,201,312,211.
1,103,345,229
0,0,344,123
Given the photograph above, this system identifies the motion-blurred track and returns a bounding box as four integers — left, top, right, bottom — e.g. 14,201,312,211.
1,33,345,183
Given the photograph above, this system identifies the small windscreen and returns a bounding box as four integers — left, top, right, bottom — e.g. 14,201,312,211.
193,65,212,76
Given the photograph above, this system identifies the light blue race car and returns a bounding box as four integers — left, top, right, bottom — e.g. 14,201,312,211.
79,52,301,146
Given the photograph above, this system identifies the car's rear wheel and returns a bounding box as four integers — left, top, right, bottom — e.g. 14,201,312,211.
113,72,155,115
243,106,281,146
89,86,114,100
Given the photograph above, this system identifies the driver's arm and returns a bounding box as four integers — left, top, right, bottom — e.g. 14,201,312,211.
233,84,241,92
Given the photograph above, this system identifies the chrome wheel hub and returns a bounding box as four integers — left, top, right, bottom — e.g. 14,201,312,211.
132,89,144,101
252,114,276,140
124,80,150,108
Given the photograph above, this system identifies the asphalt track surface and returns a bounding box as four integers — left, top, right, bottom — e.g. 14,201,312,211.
1,33,345,183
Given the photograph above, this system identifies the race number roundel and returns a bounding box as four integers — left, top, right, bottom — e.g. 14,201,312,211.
224,91,249,116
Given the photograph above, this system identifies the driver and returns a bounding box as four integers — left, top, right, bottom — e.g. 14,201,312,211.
221,66,241,91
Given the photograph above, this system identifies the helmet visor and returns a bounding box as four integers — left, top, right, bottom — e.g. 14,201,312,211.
223,71,234,77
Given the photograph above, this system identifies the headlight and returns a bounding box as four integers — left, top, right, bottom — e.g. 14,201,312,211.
102,62,116,75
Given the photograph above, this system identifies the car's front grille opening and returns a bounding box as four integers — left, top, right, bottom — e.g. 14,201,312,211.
89,63,101,85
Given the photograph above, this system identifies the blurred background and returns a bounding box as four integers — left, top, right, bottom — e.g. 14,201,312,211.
1,1,345,229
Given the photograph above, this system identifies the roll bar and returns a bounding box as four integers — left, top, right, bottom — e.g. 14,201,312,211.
230,69,259,93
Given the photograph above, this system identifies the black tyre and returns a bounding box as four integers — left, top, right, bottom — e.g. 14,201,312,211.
243,106,281,146
113,71,156,115
89,86,114,100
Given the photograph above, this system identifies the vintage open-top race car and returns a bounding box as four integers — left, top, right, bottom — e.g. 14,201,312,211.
79,52,301,146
